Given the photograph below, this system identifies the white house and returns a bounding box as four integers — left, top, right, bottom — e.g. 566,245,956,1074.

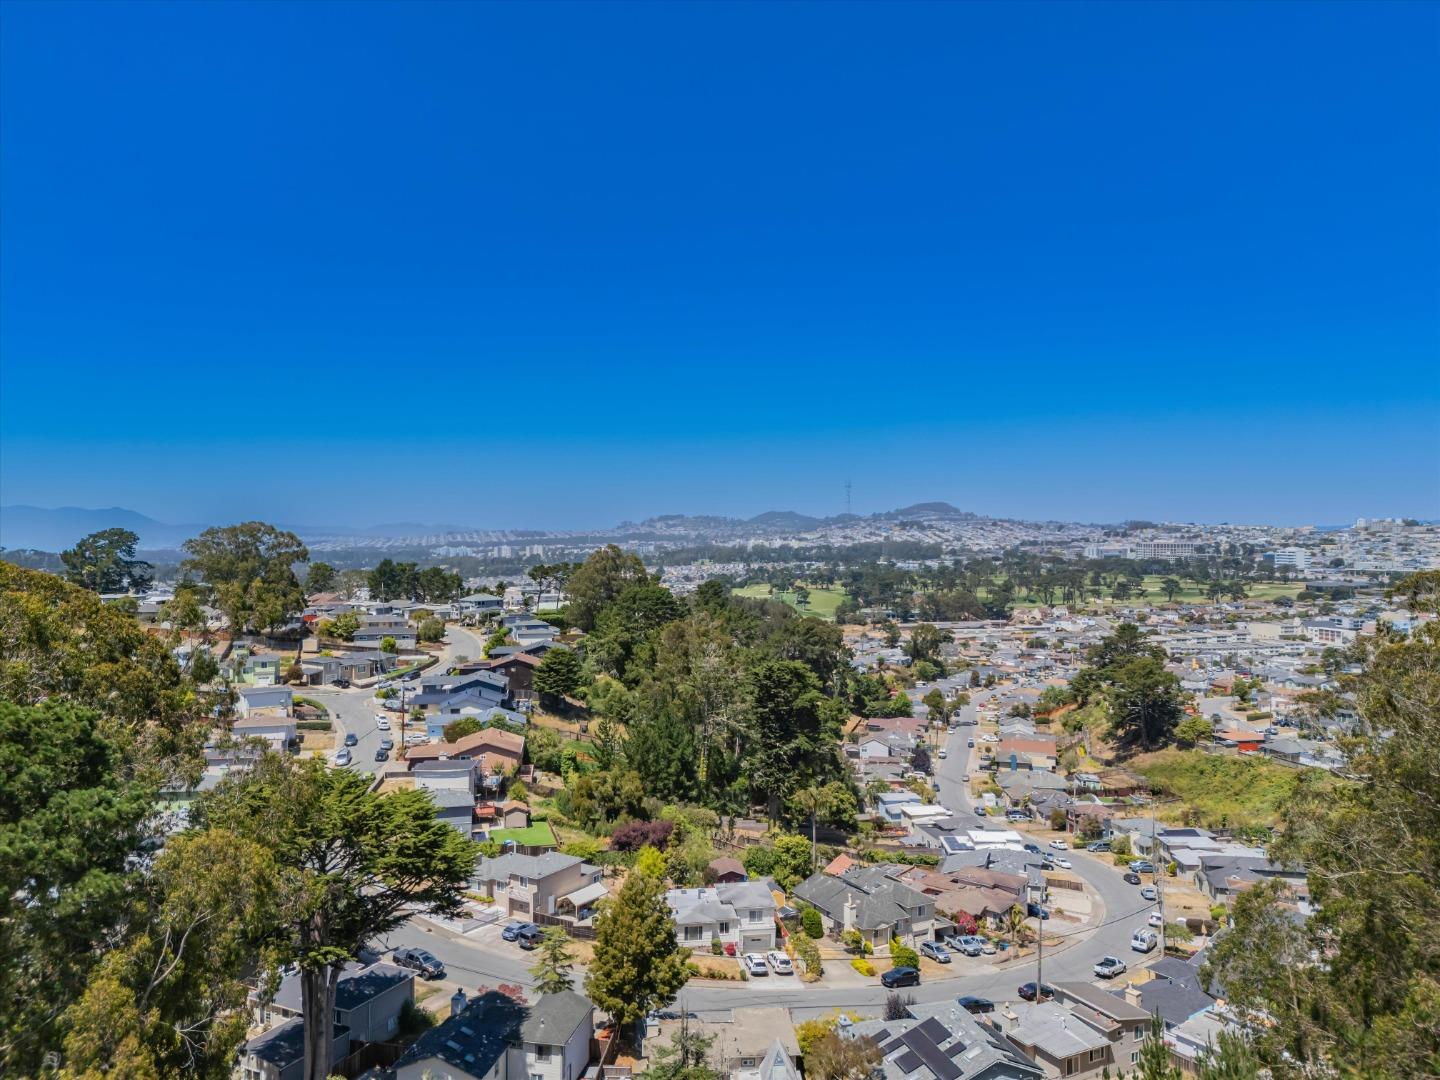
666,881,778,954
236,685,294,718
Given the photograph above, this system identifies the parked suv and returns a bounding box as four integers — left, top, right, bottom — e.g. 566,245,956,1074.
919,941,951,963
881,966,920,989
953,935,987,957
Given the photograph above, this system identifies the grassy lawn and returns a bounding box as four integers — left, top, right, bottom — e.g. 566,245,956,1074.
488,821,558,848
732,583,849,620
1131,748,1326,829
1004,573,1301,608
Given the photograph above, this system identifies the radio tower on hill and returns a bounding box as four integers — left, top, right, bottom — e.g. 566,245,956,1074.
845,479,853,516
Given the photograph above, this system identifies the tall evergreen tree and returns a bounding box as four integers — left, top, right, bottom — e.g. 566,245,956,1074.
584,866,689,1039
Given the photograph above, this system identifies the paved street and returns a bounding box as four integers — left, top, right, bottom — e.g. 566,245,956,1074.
306,623,486,775
377,668,1160,1022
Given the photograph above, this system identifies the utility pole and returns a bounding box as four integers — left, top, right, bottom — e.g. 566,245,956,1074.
1035,904,1043,994
1151,794,1166,956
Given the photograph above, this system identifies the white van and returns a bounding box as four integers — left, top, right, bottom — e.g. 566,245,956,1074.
1130,929,1158,953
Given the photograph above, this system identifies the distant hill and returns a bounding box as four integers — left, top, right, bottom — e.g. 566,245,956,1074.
747,510,826,530
0,505,204,552
882,501,977,520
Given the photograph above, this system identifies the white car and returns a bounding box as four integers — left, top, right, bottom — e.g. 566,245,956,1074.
1054,857,1072,869
404,732,428,746
1049,839,1069,850
766,951,793,974
375,715,391,730
938,749,948,759
743,953,769,977
1148,912,1164,927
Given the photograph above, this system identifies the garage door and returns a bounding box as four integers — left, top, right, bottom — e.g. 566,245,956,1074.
741,932,771,954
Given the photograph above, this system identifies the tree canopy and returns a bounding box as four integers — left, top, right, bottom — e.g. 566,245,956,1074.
60,527,154,592
181,522,309,633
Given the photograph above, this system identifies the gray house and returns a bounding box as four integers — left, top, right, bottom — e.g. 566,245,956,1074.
394,990,594,1080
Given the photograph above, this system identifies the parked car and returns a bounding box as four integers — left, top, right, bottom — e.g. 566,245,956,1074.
980,939,996,954
1048,839,1068,850
379,737,394,751
1023,842,1042,854
966,739,975,748
881,966,921,988
403,670,420,681
766,951,793,975
333,678,351,689
743,953,769,977
1026,903,1050,920
938,749,948,759
953,935,986,957
919,941,951,963
1123,872,1143,885
405,732,428,745
374,748,389,762
1086,841,1111,852
1130,861,1156,874
393,947,445,979
332,748,352,768
1017,981,1054,1002
957,995,994,1015
1140,885,1158,901
1148,912,1164,927
1054,857,1072,870
344,733,358,747
501,920,539,942
974,805,987,816
1094,956,1127,979
1131,929,1158,953
960,773,970,782
516,925,545,949
376,716,391,730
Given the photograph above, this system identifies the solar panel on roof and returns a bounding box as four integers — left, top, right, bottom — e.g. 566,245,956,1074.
903,1030,963,1080
914,1017,951,1045
895,1050,924,1074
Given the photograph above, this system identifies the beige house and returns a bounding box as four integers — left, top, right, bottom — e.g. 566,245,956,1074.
474,852,606,923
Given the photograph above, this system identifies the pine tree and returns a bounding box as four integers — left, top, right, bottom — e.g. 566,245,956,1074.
584,867,689,1039
1133,1015,1181,1080
529,926,576,995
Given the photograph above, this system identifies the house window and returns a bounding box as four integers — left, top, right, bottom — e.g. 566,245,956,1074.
1131,1051,1141,1065
740,1059,756,1068
1134,1027,1145,1040
719,922,731,934
531,1073,544,1080
1090,1048,1104,1062
684,926,704,942
535,1045,552,1062
749,909,764,921
1065,1058,1077,1076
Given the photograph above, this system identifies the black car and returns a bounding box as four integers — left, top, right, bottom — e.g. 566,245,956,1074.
1123,872,1143,885
1017,981,1055,1002
957,995,995,1015
1027,903,1050,920
374,748,389,762
393,947,445,979
1023,843,1042,854
333,678,351,689
881,966,921,989
344,733,358,747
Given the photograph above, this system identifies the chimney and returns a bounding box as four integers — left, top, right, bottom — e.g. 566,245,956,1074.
1123,984,1143,1008
451,988,468,1017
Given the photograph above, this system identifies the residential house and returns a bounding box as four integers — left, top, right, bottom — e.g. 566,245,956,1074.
474,852,606,923
456,592,505,617
707,856,748,883
412,672,510,716
353,623,418,651
991,1001,1116,1079
1194,855,1309,906
845,1000,1044,1080
481,652,543,703
792,864,936,950
406,727,525,789
650,1008,799,1079
236,684,294,719
237,1020,350,1080
254,961,414,1044
394,989,593,1080
1123,956,1218,1029
666,881,778,954
1049,983,1152,1075
231,715,298,753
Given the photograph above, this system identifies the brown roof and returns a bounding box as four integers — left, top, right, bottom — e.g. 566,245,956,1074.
823,853,858,877
996,736,1058,755
452,727,525,757
708,857,746,877
487,652,543,669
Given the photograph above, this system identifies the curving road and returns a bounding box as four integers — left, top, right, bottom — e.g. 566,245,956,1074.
380,684,1162,1018
307,623,486,775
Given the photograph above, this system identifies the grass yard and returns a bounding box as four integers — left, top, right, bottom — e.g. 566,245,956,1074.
488,821,558,849
1131,748,1328,829
732,583,849,620
1008,574,1301,608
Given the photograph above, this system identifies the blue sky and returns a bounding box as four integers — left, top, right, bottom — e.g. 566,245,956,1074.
2,1,1437,529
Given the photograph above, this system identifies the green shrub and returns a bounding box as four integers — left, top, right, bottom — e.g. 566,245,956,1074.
851,958,876,976
711,936,723,955
398,1000,436,1038
890,938,919,969
792,933,823,977
296,720,332,731
802,907,824,939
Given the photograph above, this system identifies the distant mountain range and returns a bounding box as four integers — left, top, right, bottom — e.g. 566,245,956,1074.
0,501,984,553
